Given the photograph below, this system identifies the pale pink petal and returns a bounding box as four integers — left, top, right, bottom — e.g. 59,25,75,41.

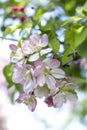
40,48,52,56
16,93,26,103
12,71,24,83
65,92,78,101
13,64,23,72
53,93,66,108
11,48,23,63
36,73,46,87
29,34,40,45
65,83,78,89
46,75,56,89
28,96,37,112
51,68,65,79
55,80,64,88
23,78,34,93
11,56,20,63
34,60,42,67
21,40,33,54
9,44,18,52
50,87,59,96
28,53,39,61
40,34,48,47
44,58,60,68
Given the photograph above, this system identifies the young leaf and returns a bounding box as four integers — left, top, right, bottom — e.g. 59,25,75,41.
3,25,21,39
48,33,60,54
78,40,87,58
62,16,82,27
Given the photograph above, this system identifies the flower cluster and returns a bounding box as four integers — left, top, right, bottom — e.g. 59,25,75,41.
10,33,78,112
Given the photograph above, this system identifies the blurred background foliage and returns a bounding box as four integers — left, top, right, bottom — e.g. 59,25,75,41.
0,0,87,129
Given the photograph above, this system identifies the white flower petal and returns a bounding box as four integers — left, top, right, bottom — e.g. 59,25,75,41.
65,83,78,89
40,48,52,56
46,75,56,89
44,58,60,68
21,40,34,54
23,78,34,93
53,93,66,108
12,71,23,83
34,86,49,98
51,68,65,79
65,92,78,101
28,53,39,61
40,34,48,47
28,96,37,112
37,73,46,87
29,34,40,45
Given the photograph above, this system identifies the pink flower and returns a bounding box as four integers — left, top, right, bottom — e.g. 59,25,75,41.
12,64,34,93
34,58,65,89
21,34,52,61
9,44,24,63
16,93,37,112
45,80,78,108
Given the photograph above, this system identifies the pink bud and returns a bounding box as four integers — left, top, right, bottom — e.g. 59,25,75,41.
12,6,19,11
19,7,24,12
19,16,25,22
11,14,17,19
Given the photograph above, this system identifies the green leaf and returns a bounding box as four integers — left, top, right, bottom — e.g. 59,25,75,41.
34,8,44,20
76,2,87,16
65,25,87,48
3,63,14,85
62,16,82,27
62,25,87,64
3,25,21,39
62,46,73,65
78,40,87,58
48,33,60,54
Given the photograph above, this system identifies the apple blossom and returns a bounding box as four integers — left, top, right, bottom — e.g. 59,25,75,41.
12,64,34,93
21,34,52,61
45,80,78,108
16,93,37,112
8,33,78,112
9,44,24,63
34,58,65,89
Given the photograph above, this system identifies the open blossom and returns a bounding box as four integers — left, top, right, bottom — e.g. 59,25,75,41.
45,80,78,108
34,58,65,89
9,44,24,63
16,93,37,112
12,64,34,93
21,34,52,61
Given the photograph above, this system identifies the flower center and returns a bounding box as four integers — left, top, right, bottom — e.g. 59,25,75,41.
44,67,51,76
33,44,41,52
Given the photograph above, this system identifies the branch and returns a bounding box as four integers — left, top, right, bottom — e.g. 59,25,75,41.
0,36,18,42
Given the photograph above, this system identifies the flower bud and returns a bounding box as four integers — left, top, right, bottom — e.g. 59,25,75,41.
19,16,25,22
12,6,19,11
10,14,17,19
19,7,24,12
